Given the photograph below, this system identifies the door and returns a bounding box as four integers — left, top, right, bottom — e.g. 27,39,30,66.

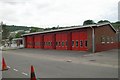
79,32,88,51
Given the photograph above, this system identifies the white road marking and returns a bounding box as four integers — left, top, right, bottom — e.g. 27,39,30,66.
5,66,29,76
13,69,18,72
22,72,28,76
7,66,10,69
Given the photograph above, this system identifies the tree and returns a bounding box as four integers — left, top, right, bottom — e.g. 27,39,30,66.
83,20,96,25
30,27,39,33
98,20,110,23
44,28,51,31
2,24,10,40
8,35,13,46
115,21,120,24
15,32,21,38
51,27,57,30
8,36,13,42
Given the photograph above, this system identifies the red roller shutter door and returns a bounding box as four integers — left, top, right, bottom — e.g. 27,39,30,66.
26,36,33,48
79,32,88,51
56,33,61,50
44,34,55,49
34,35,41,48
72,32,80,50
44,34,48,49
72,31,88,51
61,32,68,50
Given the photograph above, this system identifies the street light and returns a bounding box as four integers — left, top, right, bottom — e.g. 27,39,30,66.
0,21,3,45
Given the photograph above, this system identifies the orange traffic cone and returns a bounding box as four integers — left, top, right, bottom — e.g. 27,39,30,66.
2,57,8,71
31,65,37,80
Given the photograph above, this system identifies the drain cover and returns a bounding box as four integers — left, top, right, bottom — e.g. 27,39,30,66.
98,55,103,56
66,60,72,62
89,59,96,61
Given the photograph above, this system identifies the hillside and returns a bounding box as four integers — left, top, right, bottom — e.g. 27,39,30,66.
2,24,43,32
111,23,120,29
2,22,120,32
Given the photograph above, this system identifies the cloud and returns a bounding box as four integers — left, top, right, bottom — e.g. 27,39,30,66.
0,0,29,5
0,0,119,28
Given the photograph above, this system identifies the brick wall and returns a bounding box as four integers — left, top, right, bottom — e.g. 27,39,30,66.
94,24,118,52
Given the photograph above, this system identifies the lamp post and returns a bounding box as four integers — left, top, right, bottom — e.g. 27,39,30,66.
0,22,3,46
90,26,95,53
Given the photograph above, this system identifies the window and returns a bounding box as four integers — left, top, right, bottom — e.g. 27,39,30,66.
47,42,48,46
72,40,74,47
101,36,105,44
39,42,41,45
48,41,51,46
34,42,36,46
59,41,61,46
66,40,68,46
85,40,87,47
29,42,32,45
48,42,50,46
76,40,78,47
42,42,44,45
57,42,58,46
80,40,83,47
35,42,40,46
106,36,110,43
40,42,44,46
56,42,58,46
50,42,51,46
111,37,114,43
45,42,46,45
48,42,49,46
62,41,64,46
114,36,118,42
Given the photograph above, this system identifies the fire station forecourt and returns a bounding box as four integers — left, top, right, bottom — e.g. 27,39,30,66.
2,48,118,78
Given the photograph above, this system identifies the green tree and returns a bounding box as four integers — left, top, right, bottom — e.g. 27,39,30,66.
30,28,36,33
30,27,43,33
115,21,120,24
51,27,56,30
98,20,110,23
83,20,96,25
111,21,120,29
15,32,21,38
44,28,51,31
2,25,10,40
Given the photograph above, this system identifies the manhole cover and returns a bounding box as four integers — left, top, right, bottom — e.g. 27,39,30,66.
66,60,72,62
89,59,96,61
98,55,103,56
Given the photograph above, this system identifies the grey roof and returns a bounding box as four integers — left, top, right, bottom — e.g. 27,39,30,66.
13,38,23,40
22,22,116,36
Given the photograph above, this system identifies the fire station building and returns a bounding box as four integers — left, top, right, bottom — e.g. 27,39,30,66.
22,23,118,53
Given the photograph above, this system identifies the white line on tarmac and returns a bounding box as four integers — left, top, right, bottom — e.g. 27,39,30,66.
7,66,10,69
13,69,18,72
22,72,28,76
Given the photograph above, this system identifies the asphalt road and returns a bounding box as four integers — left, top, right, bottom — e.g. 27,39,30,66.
2,48,118,78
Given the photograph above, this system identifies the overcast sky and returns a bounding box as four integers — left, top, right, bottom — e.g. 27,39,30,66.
0,0,119,28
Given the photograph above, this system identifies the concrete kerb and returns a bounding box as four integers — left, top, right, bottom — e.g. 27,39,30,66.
1,48,17,51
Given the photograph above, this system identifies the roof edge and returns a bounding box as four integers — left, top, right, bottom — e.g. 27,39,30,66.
97,22,117,33
22,22,116,36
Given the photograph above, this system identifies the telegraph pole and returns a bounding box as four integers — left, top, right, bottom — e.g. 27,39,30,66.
0,21,3,46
